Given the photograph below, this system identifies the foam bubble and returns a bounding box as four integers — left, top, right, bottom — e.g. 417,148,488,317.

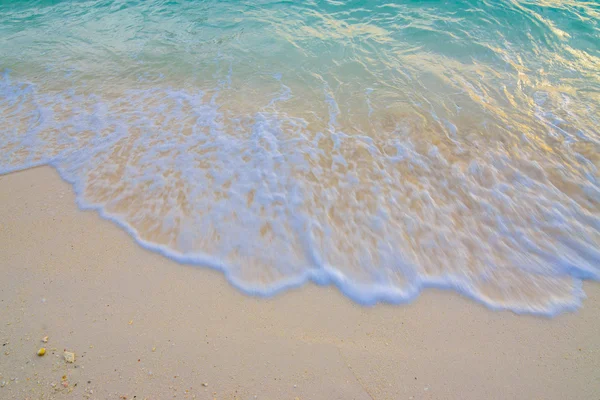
1,69,599,316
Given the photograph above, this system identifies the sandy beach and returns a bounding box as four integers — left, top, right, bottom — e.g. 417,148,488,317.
0,166,599,400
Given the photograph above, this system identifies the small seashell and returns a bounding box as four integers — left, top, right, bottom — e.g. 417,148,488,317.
64,351,75,363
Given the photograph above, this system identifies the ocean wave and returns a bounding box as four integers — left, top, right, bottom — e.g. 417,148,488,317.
1,0,599,315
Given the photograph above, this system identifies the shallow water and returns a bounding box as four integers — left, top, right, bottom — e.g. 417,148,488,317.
1,0,599,314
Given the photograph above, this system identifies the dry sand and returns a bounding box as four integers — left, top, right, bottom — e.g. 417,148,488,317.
0,167,599,400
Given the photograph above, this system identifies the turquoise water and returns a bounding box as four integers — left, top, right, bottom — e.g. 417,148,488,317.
1,0,599,314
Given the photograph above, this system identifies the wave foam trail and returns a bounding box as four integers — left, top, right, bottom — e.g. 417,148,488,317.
1,0,600,315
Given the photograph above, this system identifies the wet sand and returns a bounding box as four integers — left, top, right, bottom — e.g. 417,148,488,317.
0,167,599,400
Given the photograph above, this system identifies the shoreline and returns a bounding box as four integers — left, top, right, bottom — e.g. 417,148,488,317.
1,166,599,399
2,160,587,317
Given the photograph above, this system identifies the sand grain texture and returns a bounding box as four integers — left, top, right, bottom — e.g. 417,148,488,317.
1,167,599,399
